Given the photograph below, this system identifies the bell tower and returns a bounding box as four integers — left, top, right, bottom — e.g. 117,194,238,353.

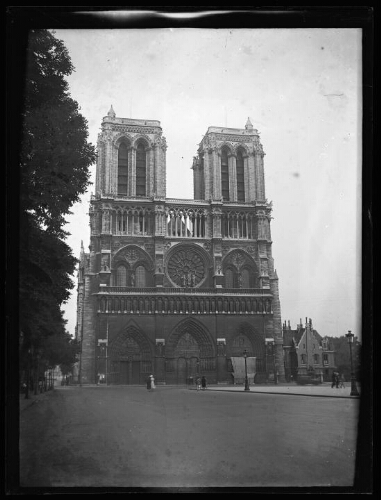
95,105,167,199
192,118,266,202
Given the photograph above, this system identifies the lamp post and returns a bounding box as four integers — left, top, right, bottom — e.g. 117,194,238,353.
243,349,250,391
345,330,360,397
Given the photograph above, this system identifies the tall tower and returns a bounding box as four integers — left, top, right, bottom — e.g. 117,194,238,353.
76,109,284,385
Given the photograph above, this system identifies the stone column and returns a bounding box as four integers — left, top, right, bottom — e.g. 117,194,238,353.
255,152,266,201
161,141,167,198
80,273,98,384
95,138,104,195
130,147,136,197
212,148,221,200
270,272,285,382
228,153,237,201
203,150,211,200
247,152,256,202
243,153,250,202
147,147,154,197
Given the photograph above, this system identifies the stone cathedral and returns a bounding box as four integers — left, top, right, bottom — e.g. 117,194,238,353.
75,106,284,385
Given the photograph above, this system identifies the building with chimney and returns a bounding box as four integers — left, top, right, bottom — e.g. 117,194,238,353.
75,107,284,385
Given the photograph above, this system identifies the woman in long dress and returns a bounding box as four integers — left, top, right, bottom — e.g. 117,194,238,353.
150,374,155,390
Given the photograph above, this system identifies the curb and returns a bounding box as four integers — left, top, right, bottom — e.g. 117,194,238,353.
199,388,360,399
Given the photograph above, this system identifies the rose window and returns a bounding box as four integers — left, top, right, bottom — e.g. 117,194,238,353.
167,248,206,287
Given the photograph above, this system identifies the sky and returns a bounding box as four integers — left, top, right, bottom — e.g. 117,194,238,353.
52,28,362,340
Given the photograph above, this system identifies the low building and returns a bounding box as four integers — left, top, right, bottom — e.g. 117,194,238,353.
282,319,336,382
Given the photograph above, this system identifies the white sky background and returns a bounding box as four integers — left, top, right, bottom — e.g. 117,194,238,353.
53,28,362,340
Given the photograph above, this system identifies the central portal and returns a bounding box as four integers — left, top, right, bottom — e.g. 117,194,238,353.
177,356,199,384
165,319,216,384
119,360,141,384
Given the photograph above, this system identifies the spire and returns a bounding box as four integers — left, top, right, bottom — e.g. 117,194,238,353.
107,105,116,118
245,117,253,131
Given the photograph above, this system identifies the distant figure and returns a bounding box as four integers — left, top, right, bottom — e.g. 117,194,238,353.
146,375,152,391
201,376,207,390
97,373,101,386
331,371,339,389
150,374,156,390
339,373,345,388
196,377,201,391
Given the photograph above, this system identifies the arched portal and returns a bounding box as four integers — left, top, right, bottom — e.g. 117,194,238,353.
226,323,266,384
107,324,152,385
166,319,215,385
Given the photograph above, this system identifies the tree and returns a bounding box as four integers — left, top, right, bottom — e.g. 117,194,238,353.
328,336,361,381
19,29,96,391
41,330,81,374
20,29,96,237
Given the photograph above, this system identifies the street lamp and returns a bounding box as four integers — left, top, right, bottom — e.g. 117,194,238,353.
243,349,250,391
345,330,360,397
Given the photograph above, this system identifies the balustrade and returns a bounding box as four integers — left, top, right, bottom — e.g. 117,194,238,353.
221,212,256,239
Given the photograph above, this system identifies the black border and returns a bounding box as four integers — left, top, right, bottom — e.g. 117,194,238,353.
6,6,374,495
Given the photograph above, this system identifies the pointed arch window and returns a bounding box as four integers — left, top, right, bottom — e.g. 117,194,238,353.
241,268,250,288
136,144,146,196
116,265,127,286
221,148,230,201
135,265,146,287
236,150,245,202
118,143,128,195
225,268,234,288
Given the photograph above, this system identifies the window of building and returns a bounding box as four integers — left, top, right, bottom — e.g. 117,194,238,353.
241,268,250,288
118,143,128,195
225,268,234,288
116,265,127,286
236,150,245,202
323,353,328,365
221,148,230,201
313,354,319,364
136,144,146,196
301,354,307,365
135,265,146,287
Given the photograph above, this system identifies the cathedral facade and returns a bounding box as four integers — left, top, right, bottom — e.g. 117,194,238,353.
75,106,284,385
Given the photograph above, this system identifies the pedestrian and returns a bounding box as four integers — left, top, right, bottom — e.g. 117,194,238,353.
146,375,152,391
335,372,340,388
97,373,100,386
201,375,207,390
196,377,201,391
339,373,345,388
150,374,156,390
331,371,337,389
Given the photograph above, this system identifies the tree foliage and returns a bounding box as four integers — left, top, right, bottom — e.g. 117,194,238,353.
327,335,361,380
19,29,96,377
21,30,96,236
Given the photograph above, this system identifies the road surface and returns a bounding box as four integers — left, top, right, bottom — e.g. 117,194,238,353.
19,385,359,488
